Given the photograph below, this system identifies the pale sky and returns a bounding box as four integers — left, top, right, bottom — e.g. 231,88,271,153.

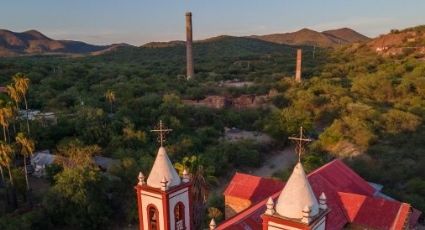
1,0,424,45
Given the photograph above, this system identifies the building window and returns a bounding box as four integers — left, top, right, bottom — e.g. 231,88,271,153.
148,205,159,230
174,202,185,230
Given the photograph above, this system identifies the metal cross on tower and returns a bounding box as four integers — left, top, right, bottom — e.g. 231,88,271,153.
150,120,173,146
288,127,312,162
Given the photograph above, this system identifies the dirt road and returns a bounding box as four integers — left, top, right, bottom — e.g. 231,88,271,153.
251,146,296,178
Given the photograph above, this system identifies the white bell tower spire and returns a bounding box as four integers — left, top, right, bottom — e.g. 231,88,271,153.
261,127,330,230
135,120,193,230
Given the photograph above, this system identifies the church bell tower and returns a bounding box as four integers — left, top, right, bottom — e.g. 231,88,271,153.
135,121,192,230
261,127,330,230
261,162,329,230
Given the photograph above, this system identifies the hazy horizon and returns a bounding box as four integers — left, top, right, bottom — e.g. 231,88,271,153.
1,0,424,46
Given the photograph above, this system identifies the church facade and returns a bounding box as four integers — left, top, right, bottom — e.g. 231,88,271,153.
135,124,421,230
135,146,193,230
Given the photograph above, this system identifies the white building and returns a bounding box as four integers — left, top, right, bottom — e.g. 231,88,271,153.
31,150,55,177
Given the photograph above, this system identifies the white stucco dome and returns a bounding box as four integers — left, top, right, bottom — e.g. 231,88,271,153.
275,162,319,219
147,147,181,188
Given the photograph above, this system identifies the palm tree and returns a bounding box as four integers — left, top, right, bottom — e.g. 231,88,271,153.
0,159,4,184
0,103,15,208
0,141,9,184
6,84,21,135
12,73,30,134
191,165,210,229
0,104,13,143
105,89,116,114
6,85,21,110
15,132,35,191
0,141,17,209
0,104,13,185
175,156,214,229
0,142,14,186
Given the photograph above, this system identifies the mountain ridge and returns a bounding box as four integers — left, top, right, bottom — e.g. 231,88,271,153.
0,29,132,57
0,27,369,57
250,27,370,47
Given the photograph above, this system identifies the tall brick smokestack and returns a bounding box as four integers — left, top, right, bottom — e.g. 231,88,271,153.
295,49,302,83
186,12,194,80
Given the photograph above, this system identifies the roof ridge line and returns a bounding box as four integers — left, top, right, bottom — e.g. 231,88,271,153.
391,202,411,230
307,159,340,176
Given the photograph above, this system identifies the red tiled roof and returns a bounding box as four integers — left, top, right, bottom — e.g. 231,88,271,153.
307,159,377,229
218,159,420,230
338,192,410,230
308,173,349,230
392,203,411,230
308,159,375,196
223,173,284,204
217,192,279,230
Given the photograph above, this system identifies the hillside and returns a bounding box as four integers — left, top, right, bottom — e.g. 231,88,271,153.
367,25,425,56
142,40,185,48
323,27,370,43
251,28,370,47
91,35,319,78
264,25,425,213
96,35,314,63
0,29,130,57
141,28,370,49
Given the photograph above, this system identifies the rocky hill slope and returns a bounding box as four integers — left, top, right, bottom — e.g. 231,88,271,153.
250,27,370,47
367,25,425,56
0,29,130,57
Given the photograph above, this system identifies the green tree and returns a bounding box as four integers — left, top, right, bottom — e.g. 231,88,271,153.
43,140,111,229
380,109,422,134
351,72,395,103
105,89,116,114
319,116,376,156
264,107,313,141
74,107,111,146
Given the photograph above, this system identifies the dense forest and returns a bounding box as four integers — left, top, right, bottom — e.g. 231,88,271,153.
0,26,424,229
